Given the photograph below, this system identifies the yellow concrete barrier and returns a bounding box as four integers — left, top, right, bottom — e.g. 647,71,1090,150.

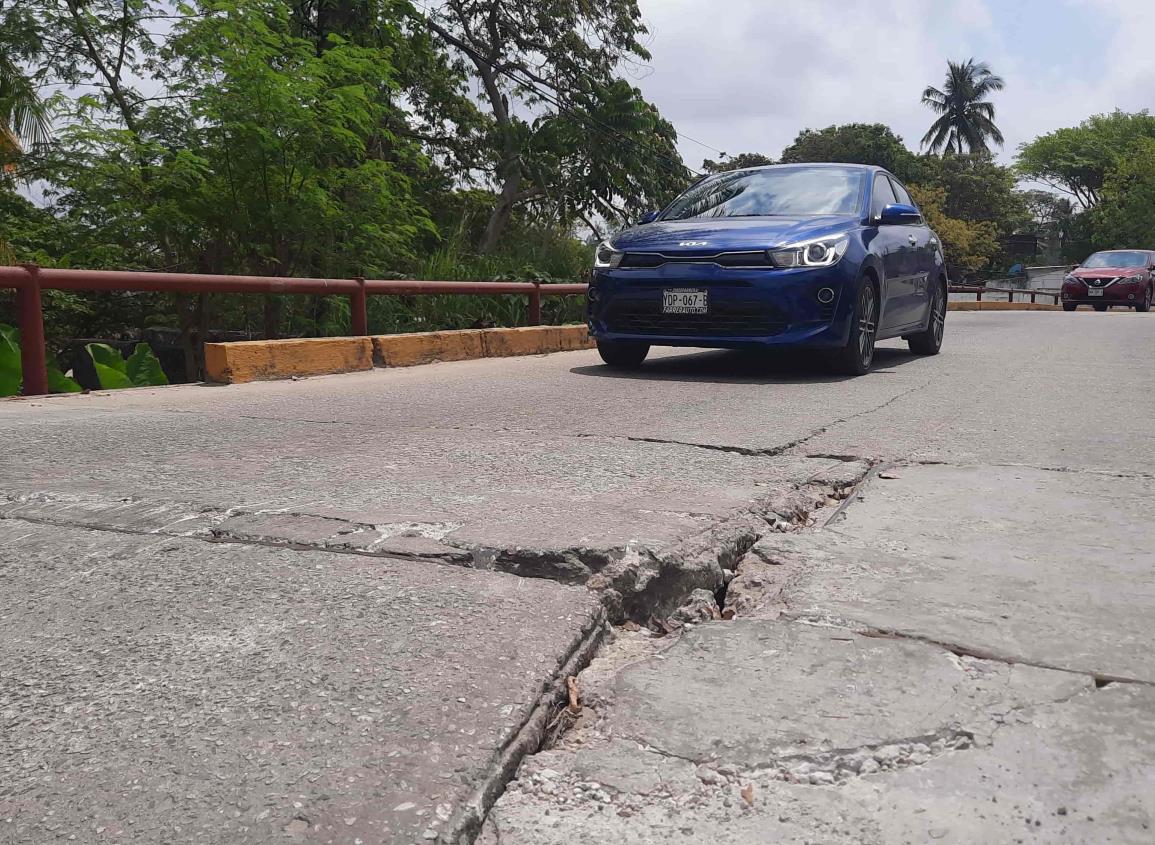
205,325,595,383
372,330,485,367
949,301,1062,312
480,325,594,358
204,337,374,384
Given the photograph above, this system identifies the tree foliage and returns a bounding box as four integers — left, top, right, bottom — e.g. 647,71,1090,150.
921,59,1005,155
423,0,687,251
1093,137,1155,250
780,124,918,183
701,152,773,174
1015,110,1155,207
908,184,999,277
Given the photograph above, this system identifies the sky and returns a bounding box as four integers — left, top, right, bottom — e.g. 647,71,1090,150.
629,0,1155,171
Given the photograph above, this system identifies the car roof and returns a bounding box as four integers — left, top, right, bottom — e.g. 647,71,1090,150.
732,162,882,173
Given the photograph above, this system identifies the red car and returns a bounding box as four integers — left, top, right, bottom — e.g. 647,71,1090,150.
1062,250,1155,312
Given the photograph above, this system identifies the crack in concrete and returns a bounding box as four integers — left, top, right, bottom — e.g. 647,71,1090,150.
910,459,1155,480
782,611,1155,687
443,609,610,845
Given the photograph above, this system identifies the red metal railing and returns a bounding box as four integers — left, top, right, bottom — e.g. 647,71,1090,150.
0,265,588,396
948,284,1061,304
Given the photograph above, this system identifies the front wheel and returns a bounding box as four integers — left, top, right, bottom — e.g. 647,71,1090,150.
1093,303,1109,312
1136,286,1152,313
908,278,947,356
597,339,649,369
1062,302,1078,312
829,279,878,376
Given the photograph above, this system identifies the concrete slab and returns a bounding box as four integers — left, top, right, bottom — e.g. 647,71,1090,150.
0,520,604,845
773,463,1155,682
485,624,1155,845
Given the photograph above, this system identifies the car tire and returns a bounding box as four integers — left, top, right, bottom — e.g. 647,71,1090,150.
908,277,947,356
1062,302,1078,312
1137,286,1152,313
597,339,649,369
1093,303,1109,312
830,277,878,376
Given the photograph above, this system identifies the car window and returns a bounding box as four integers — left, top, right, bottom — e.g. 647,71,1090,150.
661,166,866,220
870,175,897,218
889,178,913,207
1084,251,1147,268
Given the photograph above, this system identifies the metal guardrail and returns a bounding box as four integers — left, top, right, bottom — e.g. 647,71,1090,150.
0,265,589,396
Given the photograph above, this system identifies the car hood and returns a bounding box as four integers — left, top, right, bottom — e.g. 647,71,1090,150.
1072,267,1147,278
610,216,858,252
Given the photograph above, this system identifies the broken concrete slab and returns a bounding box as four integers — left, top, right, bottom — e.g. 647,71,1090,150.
584,621,1089,769
486,622,1155,844
0,444,868,623
771,463,1155,682
0,520,605,845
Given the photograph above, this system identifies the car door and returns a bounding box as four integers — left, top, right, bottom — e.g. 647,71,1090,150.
869,173,912,334
888,176,934,328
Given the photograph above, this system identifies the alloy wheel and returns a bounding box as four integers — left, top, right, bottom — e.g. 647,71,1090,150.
858,285,878,368
932,283,946,346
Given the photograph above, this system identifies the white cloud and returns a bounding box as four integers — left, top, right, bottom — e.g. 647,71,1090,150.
632,0,1155,170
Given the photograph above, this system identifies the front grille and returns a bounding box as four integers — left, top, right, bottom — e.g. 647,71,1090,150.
605,298,787,337
619,251,771,269
1084,277,1117,288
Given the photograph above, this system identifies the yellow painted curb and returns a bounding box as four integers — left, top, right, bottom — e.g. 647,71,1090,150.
372,330,485,367
949,301,1061,312
204,337,374,384
481,325,595,358
205,325,595,383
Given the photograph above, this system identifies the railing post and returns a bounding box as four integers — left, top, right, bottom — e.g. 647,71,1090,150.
528,282,542,326
1030,291,1036,304
350,277,368,336
976,289,982,302
1007,289,1014,303
17,265,48,396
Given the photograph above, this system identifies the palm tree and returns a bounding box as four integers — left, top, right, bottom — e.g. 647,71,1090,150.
0,53,50,164
921,59,1005,155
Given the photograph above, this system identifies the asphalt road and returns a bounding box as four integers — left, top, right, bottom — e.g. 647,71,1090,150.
2,311,1154,844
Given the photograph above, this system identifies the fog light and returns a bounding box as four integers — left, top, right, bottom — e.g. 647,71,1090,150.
817,287,835,304
588,287,598,301
1129,293,1136,300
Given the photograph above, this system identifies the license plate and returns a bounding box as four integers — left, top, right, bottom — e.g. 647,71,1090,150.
1088,288,1104,297
663,288,708,314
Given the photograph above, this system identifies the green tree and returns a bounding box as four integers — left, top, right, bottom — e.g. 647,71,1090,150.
921,59,1005,155
909,184,999,278
423,0,687,252
1016,110,1155,207
701,152,773,174
1093,137,1155,249
779,123,919,183
915,153,1026,233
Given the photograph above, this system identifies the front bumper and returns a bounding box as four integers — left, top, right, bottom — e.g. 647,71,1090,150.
1062,278,1146,305
587,261,858,349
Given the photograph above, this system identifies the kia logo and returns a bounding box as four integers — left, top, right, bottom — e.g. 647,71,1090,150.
679,241,708,247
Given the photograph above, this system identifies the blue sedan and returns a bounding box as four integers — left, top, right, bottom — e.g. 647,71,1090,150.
587,163,947,375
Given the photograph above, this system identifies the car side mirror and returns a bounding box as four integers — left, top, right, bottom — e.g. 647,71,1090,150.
879,203,922,225
637,210,660,225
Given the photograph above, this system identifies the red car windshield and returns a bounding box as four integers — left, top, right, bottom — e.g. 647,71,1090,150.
1083,251,1147,268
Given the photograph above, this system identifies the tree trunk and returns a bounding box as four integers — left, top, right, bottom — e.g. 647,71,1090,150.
479,168,522,254
177,294,196,383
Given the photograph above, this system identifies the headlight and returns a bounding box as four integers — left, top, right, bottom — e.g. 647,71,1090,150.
594,240,624,269
768,234,850,269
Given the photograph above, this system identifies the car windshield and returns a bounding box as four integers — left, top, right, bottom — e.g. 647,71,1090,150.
661,167,865,220
1083,251,1147,268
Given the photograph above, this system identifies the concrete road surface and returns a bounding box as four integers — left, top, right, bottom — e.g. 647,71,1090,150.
2,311,1153,844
